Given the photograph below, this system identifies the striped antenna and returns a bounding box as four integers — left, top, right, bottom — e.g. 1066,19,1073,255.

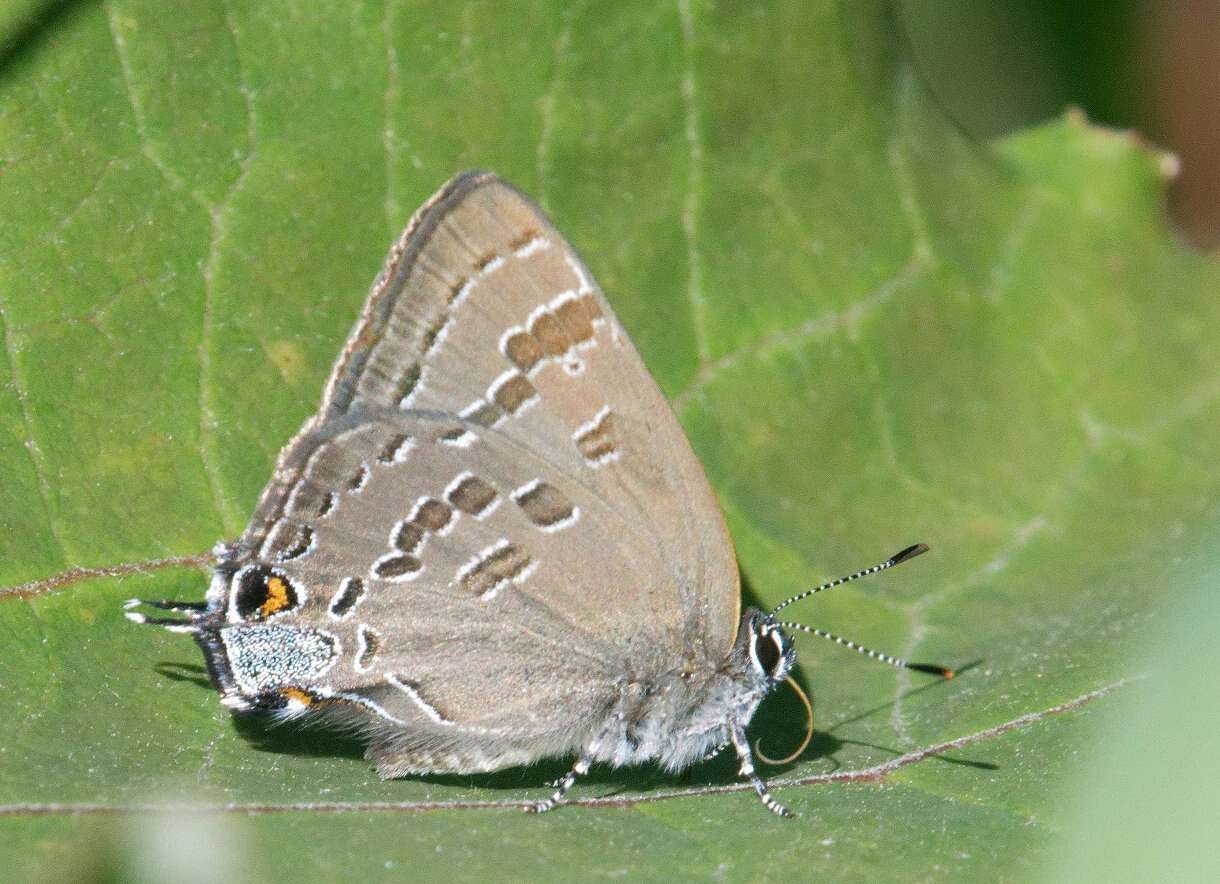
769,543,929,616
778,620,954,678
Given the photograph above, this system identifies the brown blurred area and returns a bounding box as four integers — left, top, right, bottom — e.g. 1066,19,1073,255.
1151,1,1220,250
899,0,1220,251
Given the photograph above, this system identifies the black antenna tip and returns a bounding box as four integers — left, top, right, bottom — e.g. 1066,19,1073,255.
908,662,955,678
889,543,930,566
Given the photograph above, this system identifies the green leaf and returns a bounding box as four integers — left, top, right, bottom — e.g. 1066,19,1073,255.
1046,562,1220,884
2,1,1216,881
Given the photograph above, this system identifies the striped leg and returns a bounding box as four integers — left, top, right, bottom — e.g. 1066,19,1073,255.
526,753,592,813
730,724,792,818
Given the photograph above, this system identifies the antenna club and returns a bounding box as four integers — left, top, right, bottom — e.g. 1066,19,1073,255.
889,543,930,566
907,662,955,678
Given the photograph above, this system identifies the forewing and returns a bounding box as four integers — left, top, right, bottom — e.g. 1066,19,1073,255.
245,171,739,660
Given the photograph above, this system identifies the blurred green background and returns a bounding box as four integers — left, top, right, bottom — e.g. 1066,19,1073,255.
901,0,1220,249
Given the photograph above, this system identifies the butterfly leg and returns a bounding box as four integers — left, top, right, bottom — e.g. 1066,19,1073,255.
526,752,592,814
730,723,792,818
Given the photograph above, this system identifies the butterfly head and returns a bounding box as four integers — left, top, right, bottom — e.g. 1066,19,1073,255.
743,610,796,686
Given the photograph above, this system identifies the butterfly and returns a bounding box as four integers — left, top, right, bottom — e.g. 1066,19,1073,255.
128,171,949,815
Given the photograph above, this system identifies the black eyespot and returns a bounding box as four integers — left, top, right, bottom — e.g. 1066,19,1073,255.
755,627,783,675
234,566,299,620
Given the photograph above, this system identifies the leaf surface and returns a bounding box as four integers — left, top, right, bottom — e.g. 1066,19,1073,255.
2,2,1216,881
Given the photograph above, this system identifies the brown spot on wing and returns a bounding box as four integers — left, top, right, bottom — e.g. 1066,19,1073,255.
504,331,544,373
530,312,568,356
421,315,450,353
413,498,453,533
275,524,315,561
316,491,337,517
491,372,537,413
458,542,532,598
394,521,426,553
579,293,603,321
447,276,469,304
357,625,381,671
462,400,505,428
508,227,543,252
446,475,498,517
513,481,576,529
575,409,619,464
396,363,422,405
348,464,370,491
374,553,423,580
377,433,413,464
554,296,595,344
329,577,365,618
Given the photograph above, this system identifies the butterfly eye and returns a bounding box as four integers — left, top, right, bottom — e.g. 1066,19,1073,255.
234,567,299,621
753,626,785,677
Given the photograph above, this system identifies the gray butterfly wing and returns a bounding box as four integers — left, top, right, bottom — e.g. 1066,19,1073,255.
232,172,739,772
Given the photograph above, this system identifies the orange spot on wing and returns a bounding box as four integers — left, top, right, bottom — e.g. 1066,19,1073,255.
259,576,292,617
281,687,314,706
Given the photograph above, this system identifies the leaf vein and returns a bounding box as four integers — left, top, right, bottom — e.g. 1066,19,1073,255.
0,304,67,566
104,3,192,197
382,0,400,233
534,0,581,211
672,255,928,414
678,0,709,364
0,551,212,601
198,1,260,535
0,677,1133,817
